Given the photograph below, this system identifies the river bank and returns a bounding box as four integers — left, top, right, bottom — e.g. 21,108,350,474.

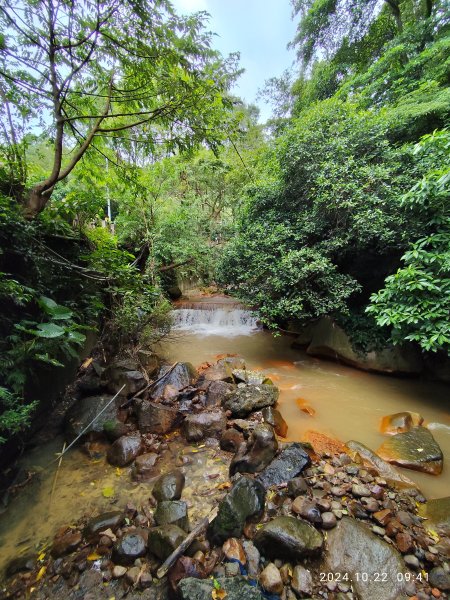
0,348,449,600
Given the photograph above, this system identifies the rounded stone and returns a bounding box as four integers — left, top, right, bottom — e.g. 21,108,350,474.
112,534,146,566
259,563,283,595
429,567,450,591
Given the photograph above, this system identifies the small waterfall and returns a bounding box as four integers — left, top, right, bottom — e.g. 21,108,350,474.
171,307,260,336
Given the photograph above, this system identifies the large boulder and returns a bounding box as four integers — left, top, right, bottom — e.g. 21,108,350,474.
206,380,235,406
183,409,227,442
138,400,180,434
223,384,279,417
137,350,160,376
179,577,264,600
376,426,443,475
254,516,323,560
151,362,197,398
203,357,246,382
208,476,266,544
107,433,142,466
152,470,185,502
232,369,272,385
323,517,406,600
148,525,187,561
65,394,122,442
257,442,310,489
304,316,423,374
230,423,278,476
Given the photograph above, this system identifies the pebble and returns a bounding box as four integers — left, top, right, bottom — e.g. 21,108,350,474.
362,497,379,512
331,486,345,497
372,526,386,536
397,510,414,527
225,561,240,577
223,538,246,564
291,565,313,597
404,554,420,570
321,512,337,529
243,540,260,578
260,563,284,595
385,519,402,537
396,532,413,553
140,572,152,588
371,485,385,500
373,508,392,526
112,565,127,578
428,567,450,591
125,566,141,585
317,498,332,512
279,563,292,584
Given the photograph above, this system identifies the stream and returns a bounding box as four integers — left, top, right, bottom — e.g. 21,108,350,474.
0,298,448,578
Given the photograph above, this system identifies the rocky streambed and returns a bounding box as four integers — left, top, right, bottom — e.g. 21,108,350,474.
1,353,449,600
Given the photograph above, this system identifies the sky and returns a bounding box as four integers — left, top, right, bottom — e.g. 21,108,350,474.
172,0,297,122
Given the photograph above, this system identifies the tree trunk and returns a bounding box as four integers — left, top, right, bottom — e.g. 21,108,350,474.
24,185,53,218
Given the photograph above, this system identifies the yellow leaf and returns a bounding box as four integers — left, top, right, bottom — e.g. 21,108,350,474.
87,552,102,561
217,482,231,490
38,552,45,561
36,566,46,581
115,467,122,476
102,486,114,498
212,589,227,600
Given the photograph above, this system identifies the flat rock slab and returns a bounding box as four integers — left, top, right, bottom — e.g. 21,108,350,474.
179,576,264,600
376,426,443,475
223,384,279,417
254,516,323,560
257,442,310,489
323,517,406,600
203,357,246,382
419,496,450,537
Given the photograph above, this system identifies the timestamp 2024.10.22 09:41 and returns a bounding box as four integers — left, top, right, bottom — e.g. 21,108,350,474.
319,571,429,584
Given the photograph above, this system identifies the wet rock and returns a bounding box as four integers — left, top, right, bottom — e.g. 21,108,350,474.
137,349,160,376
223,384,279,417
220,428,245,452
346,440,418,488
262,406,288,437
183,409,226,442
138,400,180,434
133,452,158,478
168,556,207,597
125,566,141,585
396,532,413,553
223,538,246,563
103,419,130,441
376,426,443,475
112,533,146,565
428,567,450,591
51,531,82,558
75,371,104,396
65,394,122,442
292,497,322,525
203,357,246,382
148,525,187,560
260,563,283,595
233,370,272,386
152,362,198,397
230,423,278,475
303,430,347,456
152,469,185,502
107,369,146,396
257,442,310,489
287,476,308,497
380,412,424,435
206,380,235,406
84,511,123,539
162,384,179,401
243,540,260,577
208,476,266,544
225,561,240,576
323,517,406,600
154,500,189,531
107,433,142,466
179,576,265,600
254,516,323,560
291,565,313,597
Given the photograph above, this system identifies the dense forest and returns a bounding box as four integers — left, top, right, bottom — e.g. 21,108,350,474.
0,0,449,445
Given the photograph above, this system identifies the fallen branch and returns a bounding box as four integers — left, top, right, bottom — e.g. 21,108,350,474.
156,505,219,579
119,362,179,409
158,258,194,273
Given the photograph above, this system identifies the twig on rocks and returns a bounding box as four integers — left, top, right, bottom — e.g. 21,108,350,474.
119,362,179,409
156,505,219,579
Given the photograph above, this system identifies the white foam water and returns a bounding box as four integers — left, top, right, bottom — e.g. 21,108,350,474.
427,422,450,433
171,308,260,336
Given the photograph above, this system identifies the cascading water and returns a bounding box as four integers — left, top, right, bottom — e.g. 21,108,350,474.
171,306,260,336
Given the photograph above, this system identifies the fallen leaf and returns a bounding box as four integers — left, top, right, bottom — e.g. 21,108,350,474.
102,486,115,498
115,467,122,476
36,566,46,581
212,590,227,600
37,552,45,562
87,552,102,561
80,357,93,370
217,482,231,490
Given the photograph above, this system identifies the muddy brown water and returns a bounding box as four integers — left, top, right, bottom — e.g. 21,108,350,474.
0,303,448,577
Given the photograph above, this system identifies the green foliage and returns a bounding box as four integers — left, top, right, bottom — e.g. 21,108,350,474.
367,129,450,354
0,388,37,445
